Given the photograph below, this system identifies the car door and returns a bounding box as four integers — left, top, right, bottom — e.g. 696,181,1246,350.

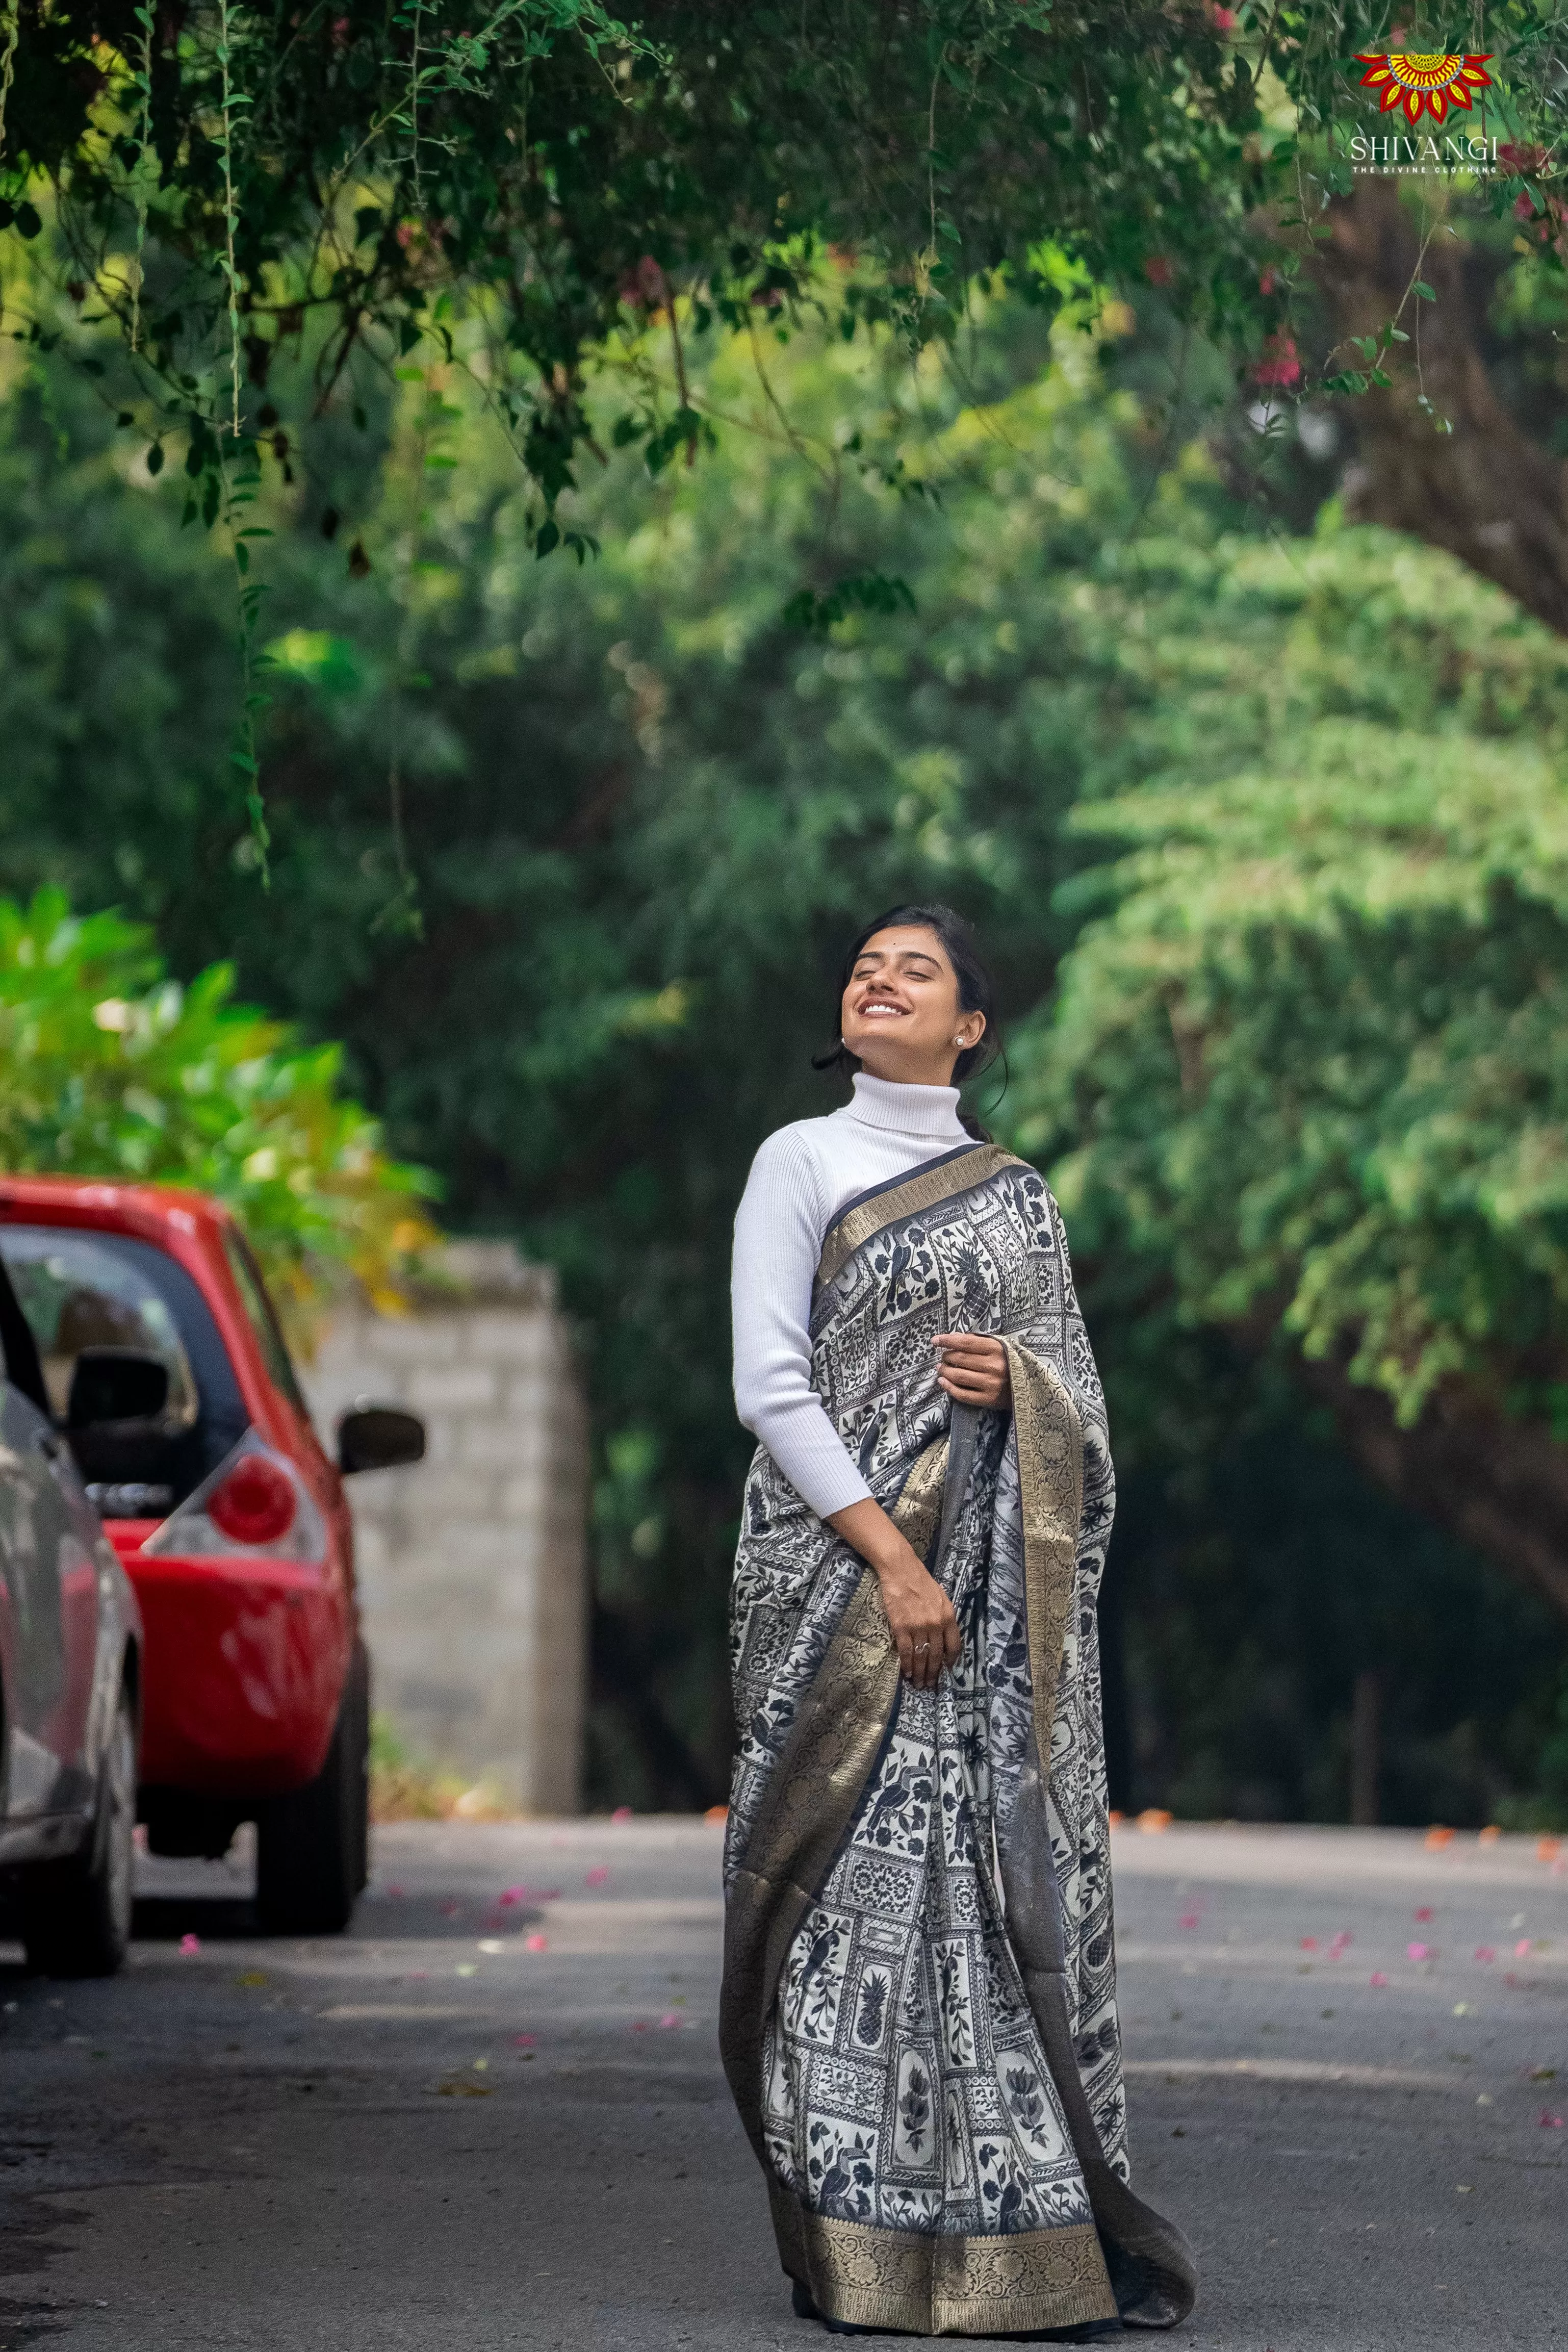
0,1380,80,1817
0,1249,95,1821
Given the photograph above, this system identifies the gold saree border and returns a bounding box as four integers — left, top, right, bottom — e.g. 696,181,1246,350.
718,1439,947,2161
770,2183,1118,2336
814,1143,1023,1293
1001,1338,1084,1759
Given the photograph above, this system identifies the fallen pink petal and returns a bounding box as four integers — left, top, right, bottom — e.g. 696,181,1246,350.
610,1806,634,1824
1370,1972,1389,1987
1178,1913,1201,1930
524,1934,548,1952
1407,1942,1431,1961
512,2034,535,2048
1515,1938,1532,1958
1539,2111,1565,2129
585,1866,610,1888
1299,1936,1318,1951
1414,1907,1433,1922
1474,1946,1496,1963
659,2012,682,2029
178,1933,200,1955
497,1887,525,1906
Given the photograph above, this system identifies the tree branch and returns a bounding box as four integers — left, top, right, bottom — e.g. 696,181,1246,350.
1292,1350,1568,1623
1313,180,1568,638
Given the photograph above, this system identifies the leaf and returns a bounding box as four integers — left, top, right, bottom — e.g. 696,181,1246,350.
783,571,917,635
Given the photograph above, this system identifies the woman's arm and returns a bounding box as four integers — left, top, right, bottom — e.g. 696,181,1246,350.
732,1132,963,1687
826,1498,960,1690
731,1130,875,1518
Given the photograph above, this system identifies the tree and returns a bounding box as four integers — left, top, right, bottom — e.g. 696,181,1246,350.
6,0,1567,570
1012,516,1568,1627
0,889,436,1319
1307,175,1568,641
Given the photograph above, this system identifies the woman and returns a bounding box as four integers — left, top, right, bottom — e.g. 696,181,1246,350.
722,905,1196,2339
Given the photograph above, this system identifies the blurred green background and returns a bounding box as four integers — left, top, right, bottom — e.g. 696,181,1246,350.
4,278,1566,1827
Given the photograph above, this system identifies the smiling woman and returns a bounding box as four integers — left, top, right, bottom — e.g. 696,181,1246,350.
722,906,1195,2336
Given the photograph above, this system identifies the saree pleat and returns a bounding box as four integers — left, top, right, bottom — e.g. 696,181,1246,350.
723,1146,1196,2337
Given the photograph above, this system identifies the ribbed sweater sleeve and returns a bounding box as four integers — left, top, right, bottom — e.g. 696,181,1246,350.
731,1127,874,1519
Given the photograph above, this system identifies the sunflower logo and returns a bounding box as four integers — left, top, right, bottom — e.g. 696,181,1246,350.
1355,50,1493,124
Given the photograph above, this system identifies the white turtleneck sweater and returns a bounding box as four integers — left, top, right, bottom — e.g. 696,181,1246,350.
731,1072,972,1518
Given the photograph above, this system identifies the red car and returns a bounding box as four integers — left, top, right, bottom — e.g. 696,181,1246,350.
0,1178,423,1933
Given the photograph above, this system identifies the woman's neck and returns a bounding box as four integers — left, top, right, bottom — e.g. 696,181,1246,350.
845,1071,965,1137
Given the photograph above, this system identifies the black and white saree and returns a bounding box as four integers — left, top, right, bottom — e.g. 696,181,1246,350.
721,1142,1196,2336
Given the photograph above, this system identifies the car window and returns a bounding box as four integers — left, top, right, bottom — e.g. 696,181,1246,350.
3,1231,200,1427
0,1225,248,1516
222,1231,308,1415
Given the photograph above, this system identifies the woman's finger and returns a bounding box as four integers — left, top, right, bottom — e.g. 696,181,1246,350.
934,1335,1001,1363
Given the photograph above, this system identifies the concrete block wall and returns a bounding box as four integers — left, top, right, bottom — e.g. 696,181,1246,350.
303,1242,588,1812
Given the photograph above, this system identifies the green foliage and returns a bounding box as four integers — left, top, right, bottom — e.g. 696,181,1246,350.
14,0,1568,556
1,298,1563,1818
1010,521,1568,1431
0,888,438,1323
0,0,1278,530
0,298,1214,1796
1108,1407,1568,1827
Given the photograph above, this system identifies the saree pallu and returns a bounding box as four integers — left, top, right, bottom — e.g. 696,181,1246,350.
722,1143,1197,2337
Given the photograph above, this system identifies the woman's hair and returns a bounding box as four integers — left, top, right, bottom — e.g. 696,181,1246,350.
813,902,1004,1134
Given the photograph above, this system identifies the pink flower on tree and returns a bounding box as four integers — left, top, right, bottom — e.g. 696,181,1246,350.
1252,333,1301,390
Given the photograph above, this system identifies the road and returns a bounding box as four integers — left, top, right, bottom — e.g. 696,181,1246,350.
1,1819,1563,2350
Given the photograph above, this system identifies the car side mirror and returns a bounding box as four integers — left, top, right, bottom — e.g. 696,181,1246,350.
66,1347,171,1429
337,1402,425,1477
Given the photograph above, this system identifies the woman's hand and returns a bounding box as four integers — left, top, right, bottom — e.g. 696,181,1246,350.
934,1332,1012,1411
826,1498,959,1688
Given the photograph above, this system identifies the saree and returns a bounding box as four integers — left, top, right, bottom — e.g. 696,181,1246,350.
721,1143,1197,2337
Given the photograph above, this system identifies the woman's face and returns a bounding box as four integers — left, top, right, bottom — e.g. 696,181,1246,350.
839,925,985,1085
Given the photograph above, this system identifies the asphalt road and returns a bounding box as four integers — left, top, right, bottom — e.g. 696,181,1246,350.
1,1818,1563,2350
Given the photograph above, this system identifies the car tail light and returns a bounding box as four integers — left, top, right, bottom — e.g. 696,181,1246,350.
141,1432,327,1564
209,1453,296,1545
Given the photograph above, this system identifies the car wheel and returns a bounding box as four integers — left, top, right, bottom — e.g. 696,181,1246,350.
22,1684,137,1978
255,1645,369,1935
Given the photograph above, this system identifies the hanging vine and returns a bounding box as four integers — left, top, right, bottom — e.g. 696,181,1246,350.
128,1,154,350
222,443,274,881
215,0,246,438
0,2,16,167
